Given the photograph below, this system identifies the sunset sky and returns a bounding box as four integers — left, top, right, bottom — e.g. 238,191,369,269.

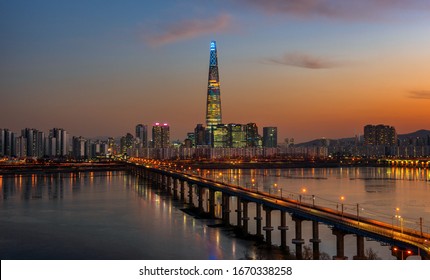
1,0,429,143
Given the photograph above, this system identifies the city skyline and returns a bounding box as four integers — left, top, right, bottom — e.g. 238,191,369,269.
1,1,430,143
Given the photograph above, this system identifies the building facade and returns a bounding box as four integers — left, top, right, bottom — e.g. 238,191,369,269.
152,123,170,149
263,127,278,148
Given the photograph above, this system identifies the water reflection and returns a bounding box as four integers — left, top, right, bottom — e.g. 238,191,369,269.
1,171,257,260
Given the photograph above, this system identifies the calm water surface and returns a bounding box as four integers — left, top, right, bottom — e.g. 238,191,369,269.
0,172,254,260
1,167,429,260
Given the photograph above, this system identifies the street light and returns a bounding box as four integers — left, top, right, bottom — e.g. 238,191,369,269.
340,196,345,219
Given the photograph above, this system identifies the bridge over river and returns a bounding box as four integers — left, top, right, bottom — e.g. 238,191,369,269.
126,161,429,260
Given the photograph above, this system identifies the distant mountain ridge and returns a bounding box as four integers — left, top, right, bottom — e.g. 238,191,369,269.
296,129,430,147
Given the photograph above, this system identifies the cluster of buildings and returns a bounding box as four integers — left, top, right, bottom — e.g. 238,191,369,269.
0,128,68,159
2,41,429,161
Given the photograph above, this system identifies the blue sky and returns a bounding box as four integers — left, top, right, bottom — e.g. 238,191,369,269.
1,0,430,142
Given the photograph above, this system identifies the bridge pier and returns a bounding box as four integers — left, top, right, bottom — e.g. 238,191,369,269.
309,220,321,260
188,183,194,206
353,235,366,260
161,175,167,190
172,178,178,199
180,180,185,201
198,187,204,213
278,211,289,251
209,189,216,218
292,216,305,260
167,176,172,192
242,201,250,235
332,228,348,260
254,203,263,239
235,197,242,227
222,193,230,225
263,206,274,245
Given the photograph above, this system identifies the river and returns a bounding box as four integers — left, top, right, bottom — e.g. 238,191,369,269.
1,167,429,260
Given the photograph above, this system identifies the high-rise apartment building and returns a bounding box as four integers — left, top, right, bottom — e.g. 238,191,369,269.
194,124,207,146
263,127,278,148
21,128,43,157
0,129,14,157
49,128,68,157
135,124,148,148
152,123,170,148
364,124,397,146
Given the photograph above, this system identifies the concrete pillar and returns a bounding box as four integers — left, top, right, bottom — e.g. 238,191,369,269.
254,203,263,239
236,197,242,227
180,180,185,201
263,206,274,245
353,235,366,260
198,187,204,212
188,183,194,206
278,211,289,251
161,175,166,189
222,193,230,225
242,201,250,235
167,176,172,193
309,220,321,260
292,216,305,260
332,228,348,260
209,189,216,218
173,179,178,199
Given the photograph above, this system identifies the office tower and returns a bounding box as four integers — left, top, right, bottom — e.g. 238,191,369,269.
152,123,170,148
245,123,260,147
135,124,148,148
213,124,229,148
263,127,278,148
194,124,207,146
364,124,397,146
206,41,222,127
228,124,247,148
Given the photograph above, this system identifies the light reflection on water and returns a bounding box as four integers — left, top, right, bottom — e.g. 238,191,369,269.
199,167,430,259
0,171,254,260
2,167,429,260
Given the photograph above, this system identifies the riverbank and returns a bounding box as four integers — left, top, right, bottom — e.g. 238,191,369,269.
0,162,127,175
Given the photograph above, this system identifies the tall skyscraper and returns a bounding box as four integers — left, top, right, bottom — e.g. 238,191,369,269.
263,127,278,148
206,41,222,127
152,123,170,148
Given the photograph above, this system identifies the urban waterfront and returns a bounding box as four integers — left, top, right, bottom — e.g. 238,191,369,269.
1,167,429,260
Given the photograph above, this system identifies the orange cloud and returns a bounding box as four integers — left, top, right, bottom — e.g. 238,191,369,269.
144,14,232,47
408,91,430,100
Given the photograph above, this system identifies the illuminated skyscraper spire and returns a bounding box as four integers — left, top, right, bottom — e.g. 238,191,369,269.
206,41,222,127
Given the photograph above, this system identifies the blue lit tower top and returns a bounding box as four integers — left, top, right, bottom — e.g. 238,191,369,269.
206,40,222,127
